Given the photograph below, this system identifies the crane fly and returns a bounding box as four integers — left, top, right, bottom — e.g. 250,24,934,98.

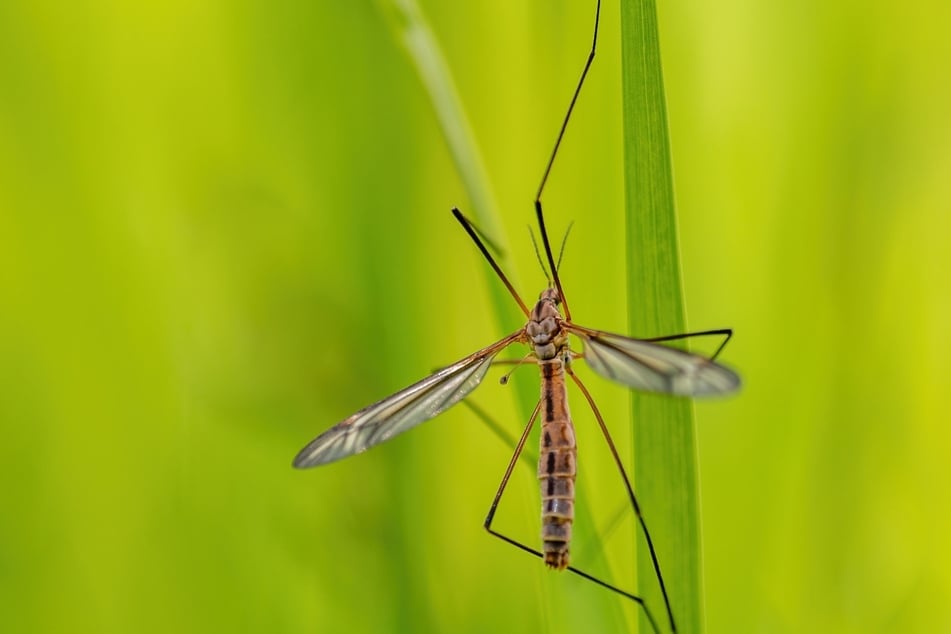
294,1,739,632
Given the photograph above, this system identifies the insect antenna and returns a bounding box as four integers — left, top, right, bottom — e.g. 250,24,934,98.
527,226,553,286
529,221,574,287
452,207,530,317
555,221,574,273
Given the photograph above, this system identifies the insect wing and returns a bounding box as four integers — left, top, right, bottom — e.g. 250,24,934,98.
293,331,523,468
567,324,740,397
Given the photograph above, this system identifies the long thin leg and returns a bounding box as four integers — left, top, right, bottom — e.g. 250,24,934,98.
536,0,601,202
452,207,530,317
567,368,678,634
482,399,661,634
534,0,602,322
483,400,541,537
642,328,733,360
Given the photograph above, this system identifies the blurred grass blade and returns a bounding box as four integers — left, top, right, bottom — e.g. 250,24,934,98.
380,0,524,338
620,1,705,632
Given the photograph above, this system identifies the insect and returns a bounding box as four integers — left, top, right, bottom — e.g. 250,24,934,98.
294,1,739,632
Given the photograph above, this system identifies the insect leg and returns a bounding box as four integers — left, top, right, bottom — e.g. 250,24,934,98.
534,0,602,321
535,0,601,202
481,398,661,634
566,368,677,634
641,328,733,360
483,400,541,544
452,208,530,317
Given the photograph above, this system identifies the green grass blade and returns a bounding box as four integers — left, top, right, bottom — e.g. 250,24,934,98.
620,1,705,632
381,0,526,340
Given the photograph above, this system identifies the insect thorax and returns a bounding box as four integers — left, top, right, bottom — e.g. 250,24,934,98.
527,289,568,361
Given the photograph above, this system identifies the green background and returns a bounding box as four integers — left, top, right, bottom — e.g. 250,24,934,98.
2,0,949,632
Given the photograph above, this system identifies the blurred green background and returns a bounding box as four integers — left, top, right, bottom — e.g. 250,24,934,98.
2,0,949,632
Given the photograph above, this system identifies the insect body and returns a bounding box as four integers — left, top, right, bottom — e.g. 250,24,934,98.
530,288,577,570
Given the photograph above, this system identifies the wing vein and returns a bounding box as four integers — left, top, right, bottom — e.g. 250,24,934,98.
293,329,524,468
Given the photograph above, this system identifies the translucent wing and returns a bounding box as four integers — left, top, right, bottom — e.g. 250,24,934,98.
566,324,740,396
293,330,524,468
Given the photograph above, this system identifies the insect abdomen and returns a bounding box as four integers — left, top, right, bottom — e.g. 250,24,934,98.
538,358,576,570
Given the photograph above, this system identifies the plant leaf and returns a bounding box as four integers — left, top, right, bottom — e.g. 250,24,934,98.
621,0,705,632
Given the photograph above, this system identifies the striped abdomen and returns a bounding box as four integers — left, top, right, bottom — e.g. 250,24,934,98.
538,356,576,570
